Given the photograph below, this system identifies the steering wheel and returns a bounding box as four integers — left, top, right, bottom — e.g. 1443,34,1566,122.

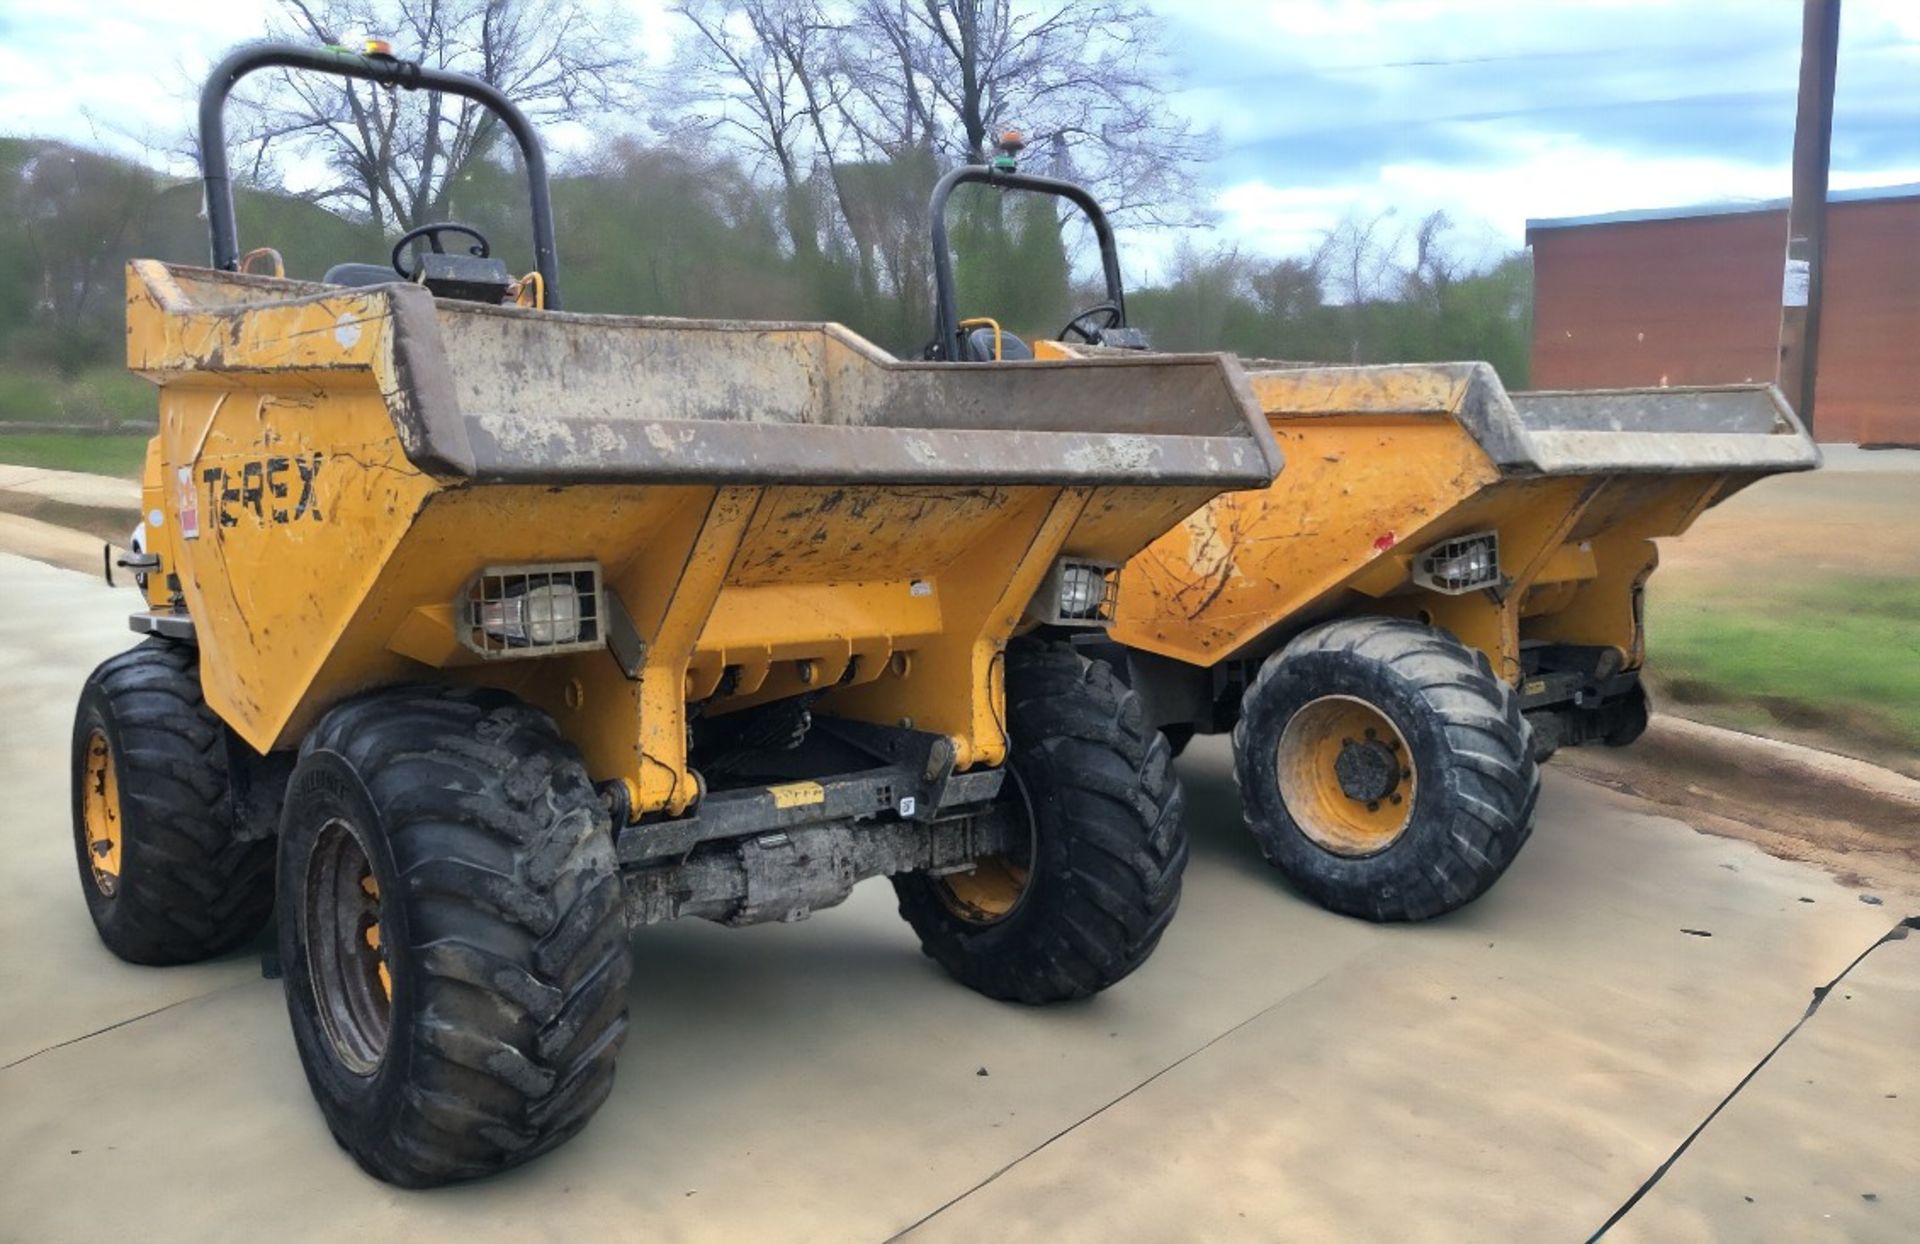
391,223,491,280
1058,302,1123,343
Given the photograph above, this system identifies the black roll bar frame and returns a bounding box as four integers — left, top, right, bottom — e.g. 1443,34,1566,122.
928,164,1126,361
198,41,562,308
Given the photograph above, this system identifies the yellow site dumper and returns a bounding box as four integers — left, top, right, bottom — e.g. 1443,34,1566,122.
919,139,1815,927
70,44,1281,1187
1092,361,1819,923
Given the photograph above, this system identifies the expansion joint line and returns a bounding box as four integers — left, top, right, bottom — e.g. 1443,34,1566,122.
1588,914,1920,1241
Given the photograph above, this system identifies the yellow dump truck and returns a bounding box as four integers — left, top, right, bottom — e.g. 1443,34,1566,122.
70,45,1281,1186
928,141,1819,925
1096,363,1819,922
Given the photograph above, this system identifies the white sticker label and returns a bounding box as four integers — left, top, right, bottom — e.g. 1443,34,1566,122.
176,466,199,540
1782,257,1810,308
334,312,363,348
909,579,933,597
148,508,164,529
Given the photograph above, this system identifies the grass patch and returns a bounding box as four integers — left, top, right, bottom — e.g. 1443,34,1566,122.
0,370,57,421
1647,574,1920,753
0,432,151,478
0,365,154,424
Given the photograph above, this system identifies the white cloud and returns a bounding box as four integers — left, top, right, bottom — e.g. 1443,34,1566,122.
1152,0,1918,260
0,0,281,166
0,0,674,175
1213,139,1920,273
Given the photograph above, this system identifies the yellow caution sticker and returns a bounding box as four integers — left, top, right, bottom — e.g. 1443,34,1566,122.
767,781,825,809
1523,679,1547,696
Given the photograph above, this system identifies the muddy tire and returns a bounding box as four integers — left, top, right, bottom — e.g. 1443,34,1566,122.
278,686,631,1187
893,640,1186,1003
71,639,273,965
1602,681,1651,748
1233,618,1538,922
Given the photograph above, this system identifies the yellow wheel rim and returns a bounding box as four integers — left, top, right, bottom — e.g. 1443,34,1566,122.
305,818,393,1074
82,729,124,897
362,874,392,1002
936,767,1037,924
1276,695,1416,857
940,857,1031,922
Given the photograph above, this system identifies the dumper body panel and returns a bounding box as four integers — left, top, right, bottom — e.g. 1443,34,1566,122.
1037,355,1818,925
127,260,1273,818
1111,361,1816,691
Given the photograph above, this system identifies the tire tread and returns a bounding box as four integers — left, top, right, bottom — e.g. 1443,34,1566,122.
1233,617,1539,922
285,686,630,1187
892,641,1186,1003
73,639,273,965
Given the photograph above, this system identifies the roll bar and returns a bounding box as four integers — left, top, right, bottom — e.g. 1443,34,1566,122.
199,41,563,308
929,164,1127,361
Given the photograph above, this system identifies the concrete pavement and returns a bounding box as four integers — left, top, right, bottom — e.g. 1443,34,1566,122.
1,552,1913,1241
0,464,141,576
0,464,139,510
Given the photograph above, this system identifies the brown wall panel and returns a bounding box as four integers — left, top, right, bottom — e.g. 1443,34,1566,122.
1528,195,1920,444
1819,199,1920,444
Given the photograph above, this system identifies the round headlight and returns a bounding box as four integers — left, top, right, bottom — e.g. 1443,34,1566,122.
1059,565,1104,618
520,582,583,645
477,582,583,645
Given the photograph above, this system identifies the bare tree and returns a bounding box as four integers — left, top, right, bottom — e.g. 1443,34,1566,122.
856,0,1211,226
1315,211,1403,363
229,0,638,232
669,0,1212,299
667,0,856,260
1318,210,1402,307
839,1,939,153
1402,210,1460,302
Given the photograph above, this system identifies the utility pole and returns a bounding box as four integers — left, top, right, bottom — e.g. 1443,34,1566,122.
1777,0,1841,430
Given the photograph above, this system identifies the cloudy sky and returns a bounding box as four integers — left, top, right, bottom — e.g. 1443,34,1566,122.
2,0,1916,267
1155,0,1920,258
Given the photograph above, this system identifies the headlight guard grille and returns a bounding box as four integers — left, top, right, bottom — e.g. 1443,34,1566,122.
457,562,605,658
1029,558,1122,627
1412,532,1501,595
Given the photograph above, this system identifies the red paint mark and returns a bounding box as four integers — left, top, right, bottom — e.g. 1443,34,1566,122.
1373,531,1397,551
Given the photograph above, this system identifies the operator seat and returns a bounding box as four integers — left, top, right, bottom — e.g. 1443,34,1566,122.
962,325,1034,362
322,262,400,288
